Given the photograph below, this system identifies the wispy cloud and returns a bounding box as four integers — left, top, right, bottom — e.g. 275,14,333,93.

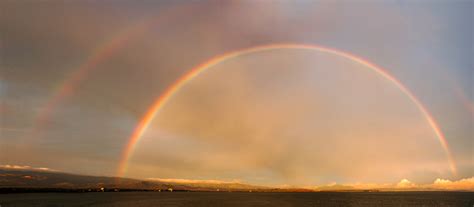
0,127,28,132
0,164,55,172
147,178,241,184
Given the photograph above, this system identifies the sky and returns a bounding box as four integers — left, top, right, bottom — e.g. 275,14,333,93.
0,0,472,187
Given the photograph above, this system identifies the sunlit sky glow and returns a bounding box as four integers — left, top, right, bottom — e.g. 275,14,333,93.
0,1,472,188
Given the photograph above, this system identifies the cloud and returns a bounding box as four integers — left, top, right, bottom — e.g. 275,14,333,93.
430,177,474,190
310,177,474,191
396,179,416,188
147,178,241,184
0,127,27,132
0,164,55,172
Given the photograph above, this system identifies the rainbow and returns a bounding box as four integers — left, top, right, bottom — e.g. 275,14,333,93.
117,43,457,177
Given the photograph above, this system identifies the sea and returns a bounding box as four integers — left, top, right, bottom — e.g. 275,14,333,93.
0,191,473,207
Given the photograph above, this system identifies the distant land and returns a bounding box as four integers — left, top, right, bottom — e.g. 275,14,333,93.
0,168,472,193
1,168,314,193
0,168,267,193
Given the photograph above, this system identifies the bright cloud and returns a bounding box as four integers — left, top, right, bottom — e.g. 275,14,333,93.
431,177,474,190
0,164,55,172
148,178,242,184
311,177,474,191
396,179,416,188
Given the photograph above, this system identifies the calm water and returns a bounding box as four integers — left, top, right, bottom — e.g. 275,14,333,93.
0,192,473,207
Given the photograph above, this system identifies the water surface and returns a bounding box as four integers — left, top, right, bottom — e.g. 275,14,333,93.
1,191,473,207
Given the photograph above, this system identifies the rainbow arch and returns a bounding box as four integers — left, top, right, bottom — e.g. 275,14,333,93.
117,43,457,177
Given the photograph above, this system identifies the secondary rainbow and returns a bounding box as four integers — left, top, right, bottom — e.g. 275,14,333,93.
22,20,151,146
27,3,198,142
117,43,457,177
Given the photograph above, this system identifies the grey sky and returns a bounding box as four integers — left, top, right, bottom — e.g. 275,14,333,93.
0,0,472,185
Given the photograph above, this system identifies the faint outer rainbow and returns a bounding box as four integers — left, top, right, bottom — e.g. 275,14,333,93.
24,21,149,144
27,4,197,141
450,81,474,116
34,21,148,128
117,43,457,177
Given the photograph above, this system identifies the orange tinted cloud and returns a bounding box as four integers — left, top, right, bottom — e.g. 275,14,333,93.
147,178,241,184
431,177,474,190
396,179,416,188
311,177,474,191
0,164,55,172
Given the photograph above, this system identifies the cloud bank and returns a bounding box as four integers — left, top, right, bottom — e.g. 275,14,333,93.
0,164,55,172
147,178,241,184
311,177,474,191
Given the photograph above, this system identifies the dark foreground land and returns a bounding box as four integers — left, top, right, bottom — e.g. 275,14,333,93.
0,191,473,207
